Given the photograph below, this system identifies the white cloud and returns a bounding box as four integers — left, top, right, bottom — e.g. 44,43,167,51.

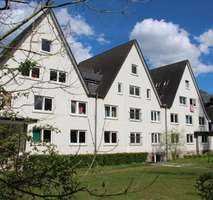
130,18,213,74
97,33,110,45
197,29,213,54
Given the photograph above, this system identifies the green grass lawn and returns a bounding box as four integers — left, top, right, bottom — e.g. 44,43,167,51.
75,156,213,200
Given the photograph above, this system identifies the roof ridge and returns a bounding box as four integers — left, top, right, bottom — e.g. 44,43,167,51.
151,59,188,71
79,39,136,64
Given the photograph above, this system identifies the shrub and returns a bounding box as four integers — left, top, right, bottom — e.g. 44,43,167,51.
195,172,213,200
29,152,148,168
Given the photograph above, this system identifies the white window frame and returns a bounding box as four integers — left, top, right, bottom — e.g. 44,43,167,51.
32,128,52,144
105,105,118,119
129,132,142,145
151,133,161,144
186,134,193,144
180,96,187,105
21,66,40,79
71,100,87,116
201,135,208,143
131,64,138,75
117,82,123,94
185,115,193,125
151,111,160,122
129,85,140,97
70,130,86,145
34,95,53,113
185,80,190,89
104,131,117,145
199,116,205,126
129,108,141,121
50,69,67,83
146,89,151,99
170,113,179,124
41,38,52,53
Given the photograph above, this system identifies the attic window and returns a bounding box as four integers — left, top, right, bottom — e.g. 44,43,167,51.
41,39,51,52
131,64,138,75
185,80,189,89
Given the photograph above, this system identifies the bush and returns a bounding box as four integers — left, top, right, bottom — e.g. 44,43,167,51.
195,172,213,200
29,152,148,168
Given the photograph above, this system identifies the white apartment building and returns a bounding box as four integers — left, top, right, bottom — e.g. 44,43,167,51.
0,9,211,160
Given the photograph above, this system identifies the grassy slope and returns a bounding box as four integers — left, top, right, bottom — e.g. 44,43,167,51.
75,157,213,200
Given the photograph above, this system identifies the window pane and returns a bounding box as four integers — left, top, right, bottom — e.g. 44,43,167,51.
104,131,110,143
112,107,117,118
111,132,117,143
130,133,135,143
43,130,51,143
135,87,140,96
31,67,40,78
132,65,137,74
50,70,57,81
70,130,77,143
129,86,134,95
79,102,86,114
21,67,30,77
34,96,43,110
147,89,151,99
59,72,66,83
79,131,85,143
118,83,122,93
135,109,140,120
130,109,134,119
33,128,41,143
136,133,141,143
42,39,51,52
71,101,76,113
44,98,52,111
105,106,110,117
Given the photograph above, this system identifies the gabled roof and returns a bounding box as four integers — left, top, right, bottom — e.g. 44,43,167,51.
150,60,187,108
0,9,89,95
78,40,135,98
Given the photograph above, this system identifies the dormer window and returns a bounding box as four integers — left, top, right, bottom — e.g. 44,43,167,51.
131,64,138,75
185,80,189,89
41,39,51,52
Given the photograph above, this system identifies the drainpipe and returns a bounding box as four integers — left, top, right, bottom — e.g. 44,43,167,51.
94,93,98,154
164,104,168,161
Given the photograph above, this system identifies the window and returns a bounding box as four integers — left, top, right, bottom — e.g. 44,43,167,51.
130,108,141,120
170,113,178,123
186,134,193,143
70,130,86,144
185,80,189,89
151,133,160,144
190,98,196,106
50,70,66,83
151,111,160,122
171,134,179,144
201,135,208,143
180,96,187,105
105,105,117,118
186,115,193,125
129,85,140,97
41,39,51,52
131,64,138,75
118,82,123,94
32,128,51,143
71,101,87,115
21,67,40,79
130,133,141,145
146,89,151,99
34,95,53,112
199,116,205,126
104,131,117,144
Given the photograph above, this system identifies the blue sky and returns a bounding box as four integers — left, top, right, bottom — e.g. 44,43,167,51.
60,0,213,94
1,0,212,94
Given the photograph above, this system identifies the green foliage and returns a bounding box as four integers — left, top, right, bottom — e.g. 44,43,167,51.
195,172,213,200
30,152,148,168
18,59,37,75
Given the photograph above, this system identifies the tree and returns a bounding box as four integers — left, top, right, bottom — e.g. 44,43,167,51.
0,0,152,199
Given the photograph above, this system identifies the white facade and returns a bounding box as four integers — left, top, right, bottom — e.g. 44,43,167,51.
1,10,211,158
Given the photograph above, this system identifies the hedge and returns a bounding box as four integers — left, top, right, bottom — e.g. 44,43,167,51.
29,152,148,168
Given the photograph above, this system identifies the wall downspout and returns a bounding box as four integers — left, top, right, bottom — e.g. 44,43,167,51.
94,93,98,154
164,104,168,161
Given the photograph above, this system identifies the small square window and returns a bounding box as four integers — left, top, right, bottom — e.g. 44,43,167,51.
41,39,51,52
131,64,138,74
